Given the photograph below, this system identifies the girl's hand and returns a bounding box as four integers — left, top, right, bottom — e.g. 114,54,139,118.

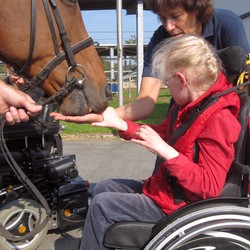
132,125,179,160
92,107,128,131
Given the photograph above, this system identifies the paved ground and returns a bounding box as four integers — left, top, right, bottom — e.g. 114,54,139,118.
37,137,156,250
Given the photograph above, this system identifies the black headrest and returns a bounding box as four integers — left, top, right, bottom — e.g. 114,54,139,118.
217,46,247,76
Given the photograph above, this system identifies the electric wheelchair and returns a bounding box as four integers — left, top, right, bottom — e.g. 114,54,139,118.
103,51,250,249
0,104,89,250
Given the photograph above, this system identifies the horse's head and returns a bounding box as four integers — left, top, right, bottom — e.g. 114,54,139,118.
0,0,110,116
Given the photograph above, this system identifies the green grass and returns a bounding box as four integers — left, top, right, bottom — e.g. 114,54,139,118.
60,88,172,136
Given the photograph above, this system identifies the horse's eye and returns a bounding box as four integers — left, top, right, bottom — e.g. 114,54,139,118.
64,0,77,5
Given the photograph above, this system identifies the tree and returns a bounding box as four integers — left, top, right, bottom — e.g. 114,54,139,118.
125,34,136,44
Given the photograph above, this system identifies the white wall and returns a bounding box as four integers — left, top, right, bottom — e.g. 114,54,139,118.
214,0,250,46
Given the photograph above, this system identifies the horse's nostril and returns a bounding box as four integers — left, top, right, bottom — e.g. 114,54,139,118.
105,87,113,100
87,106,92,113
59,90,87,116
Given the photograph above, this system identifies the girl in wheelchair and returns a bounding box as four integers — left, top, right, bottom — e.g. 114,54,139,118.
78,34,243,249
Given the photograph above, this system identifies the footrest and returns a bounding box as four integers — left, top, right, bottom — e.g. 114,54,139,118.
104,221,155,249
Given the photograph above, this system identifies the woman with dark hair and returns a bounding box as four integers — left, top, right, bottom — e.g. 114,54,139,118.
51,0,249,124
146,0,214,24
142,0,249,86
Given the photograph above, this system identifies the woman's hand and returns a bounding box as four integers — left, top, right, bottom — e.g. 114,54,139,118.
51,107,128,131
50,112,104,124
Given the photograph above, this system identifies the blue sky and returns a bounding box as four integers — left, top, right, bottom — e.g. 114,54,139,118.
81,10,161,45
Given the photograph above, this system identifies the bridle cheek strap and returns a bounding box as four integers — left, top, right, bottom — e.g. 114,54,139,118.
17,0,94,104
18,0,37,75
45,0,77,68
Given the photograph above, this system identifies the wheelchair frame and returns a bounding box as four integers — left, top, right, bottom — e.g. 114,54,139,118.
0,104,89,250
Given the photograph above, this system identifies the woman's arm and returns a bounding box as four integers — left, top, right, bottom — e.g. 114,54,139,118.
115,77,161,121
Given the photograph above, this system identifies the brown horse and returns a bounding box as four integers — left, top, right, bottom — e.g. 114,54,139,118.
0,0,109,115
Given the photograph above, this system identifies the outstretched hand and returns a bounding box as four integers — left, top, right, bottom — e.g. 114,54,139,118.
50,107,128,131
50,112,104,124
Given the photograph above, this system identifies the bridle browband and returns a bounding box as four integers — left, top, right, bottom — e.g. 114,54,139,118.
18,0,94,105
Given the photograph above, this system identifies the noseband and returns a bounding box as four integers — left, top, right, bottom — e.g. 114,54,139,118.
18,0,94,105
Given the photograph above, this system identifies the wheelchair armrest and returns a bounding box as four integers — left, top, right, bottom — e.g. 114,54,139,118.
3,121,60,138
104,221,155,249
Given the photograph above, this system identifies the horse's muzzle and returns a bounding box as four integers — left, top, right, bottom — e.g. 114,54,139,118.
59,86,109,116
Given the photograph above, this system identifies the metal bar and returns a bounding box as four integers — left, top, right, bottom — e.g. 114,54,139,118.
116,0,123,106
110,47,115,80
136,0,143,94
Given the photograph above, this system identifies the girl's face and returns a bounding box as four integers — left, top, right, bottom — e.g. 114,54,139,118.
158,7,202,36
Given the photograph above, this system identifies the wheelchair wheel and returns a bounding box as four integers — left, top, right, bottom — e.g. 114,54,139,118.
0,198,48,250
145,205,250,250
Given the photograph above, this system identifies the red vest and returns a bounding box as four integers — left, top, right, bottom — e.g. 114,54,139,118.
142,73,241,215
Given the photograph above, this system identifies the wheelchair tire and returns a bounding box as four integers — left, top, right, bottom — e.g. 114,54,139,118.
0,198,48,250
145,205,250,250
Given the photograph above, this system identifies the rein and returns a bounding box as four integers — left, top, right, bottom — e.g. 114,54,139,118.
17,0,94,105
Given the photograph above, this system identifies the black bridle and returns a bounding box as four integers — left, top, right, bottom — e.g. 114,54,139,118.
18,0,94,105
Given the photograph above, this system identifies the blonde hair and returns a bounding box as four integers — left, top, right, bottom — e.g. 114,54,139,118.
152,34,223,87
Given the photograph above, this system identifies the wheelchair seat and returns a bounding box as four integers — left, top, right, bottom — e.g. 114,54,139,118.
104,89,250,249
